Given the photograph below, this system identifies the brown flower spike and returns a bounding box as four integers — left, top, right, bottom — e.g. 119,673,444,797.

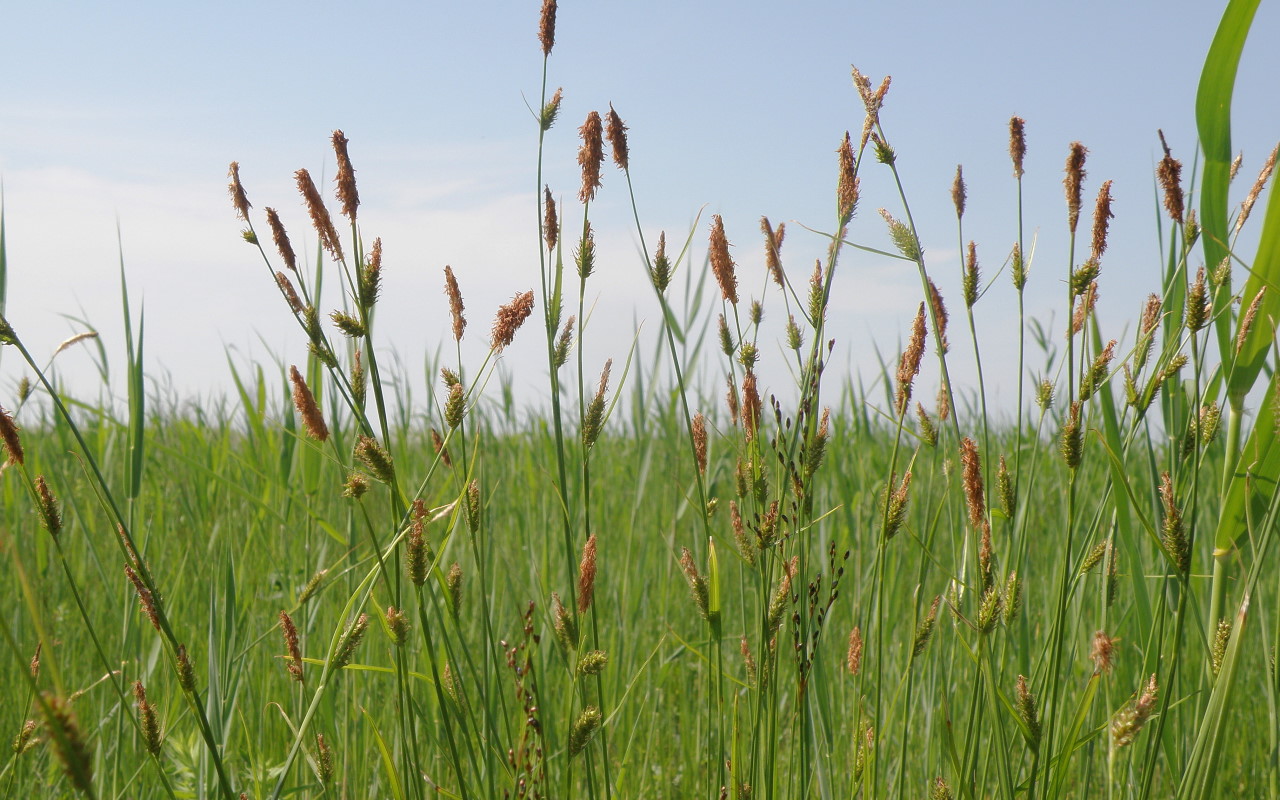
227,162,252,222
606,104,629,171
577,111,604,203
332,130,358,221
491,291,536,352
1064,142,1088,234
289,366,329,442
444,265,466,342
709,215,738,304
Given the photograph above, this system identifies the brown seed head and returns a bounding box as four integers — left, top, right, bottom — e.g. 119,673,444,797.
491,290,535,352
316,733,334,786
543,187,558,252
895,303,927,415
538,0,556,55
331,130,358,221
761,217,785,287
444,265,466,342
846,626,863,675
1185,267,1209,333
741,371,762,442
1238,142,1278,233
431,428,452,468
1091,630,1117,674
1236,288,1265,355
577,533,598,614
264,207,297,272
0,405,23,465
960,436,985,530
692,412,708,475
1091,179,1114,261
295,169,344,262
1064,142,1088,233
577,111,605,203
1156,130,1184,224
289,366,329,442
125,564,162,632
1009,117,1027,178
837,132,858,221
606,104,629,171
709,215,739,304
275,272,303,314
280,611,304,682
951,165,966,219
40,693,93,795
227,161,252,222
332,613,370,669
35,475,63,537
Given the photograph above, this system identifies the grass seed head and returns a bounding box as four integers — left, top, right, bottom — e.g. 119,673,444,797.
34,476,62,537
289,366,329,442
552,592,579,652
442,264,467,343
650,231,672,292
1011,241,1027,290
1211,618,1232,676
329,309,366,338
879,208,920,261
1091,630,1117,674
1060,401,1083,470
491,290,536,352
0,315,17,346
960,437,985,530
133,681,162,756
761,217,785,286
1185,266,1209,333
332,614,369,670
407,516,429,587
709,215,739,304
846,626,863,676
0,405,23,465
577,649,608,677
927,278,949,353
543,187,558,251
606,104,629,170
294,168,344,262
1236,288,1265,355
386,605,410,647
883,471,912,541
577,534,598,614
1111,674,1158,748
227,161,252,222
962,242,980,308
692,413,708,475
342,472,369,500
1156,130,1184,224
1159,472,1189,573
996,456,1014,518
681,547,711,621
175,644,197,693
331,130,358,221
1009,117,1027,178
538,0,556,55
1091,179,1114,261
568,706,601,757
12,719,38,755
911,596,941,658
1237,142,1278,233
931,777,954,800
540,86,563,131
446,563,464,617
577,111,604,202
275,271,303,314
1015,675,1040,750
837,132,859,222
916,403,937,448
280,611,304,682
895,303,927,415
575,222,596,279
125,564,162,632
316,733,334,787
951,164,966,219
741,371,762,442
1064,142,1088,233
1002,571,1022,626
353,436,395,484
264,208,297,272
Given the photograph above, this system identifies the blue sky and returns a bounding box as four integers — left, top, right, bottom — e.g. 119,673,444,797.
2,1,1278,416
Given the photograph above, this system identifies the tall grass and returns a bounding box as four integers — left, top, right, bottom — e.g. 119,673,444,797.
2,2,1279,798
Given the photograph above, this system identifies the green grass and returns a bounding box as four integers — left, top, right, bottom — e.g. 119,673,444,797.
2,3,1279,798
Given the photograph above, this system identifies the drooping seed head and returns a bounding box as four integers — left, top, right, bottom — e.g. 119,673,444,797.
125,564,162,632
0,405,23,466
264,207,297,272
295,168,344,262
289,366,329,442
331,130,359,221
227,161,252,222
490,291,536,352
761,217,785,287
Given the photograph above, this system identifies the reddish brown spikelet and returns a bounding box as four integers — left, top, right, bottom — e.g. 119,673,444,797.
125,564,162,631
1072,281,1099,335
289,366,329,442
444,265,466,342
133,681,162,756
331,130,359,221
538,0,556,55
951,164,966,219
607,104,629,170
960,437,985,530
491,291,536,352
578,111,605,202
228,161,252,222
1091,630,1117,674
1091,179,1114,261
1064,142,1088,233
577,533,598,614
846,626,863,675
692,412,708,475
741,371,762,442
276,272,303,314
725,373,739,425
837,132,858,221
1156,130,1184,224
35,475,63,536
0,405,23,465
709,215,739,304
295,168,344,262
761,217,785,287
264,207,297,272
1009,117,1027,178
927,279,949,354
543,187,558,252
280,611,304,682
431,428,453,467
1238,143,1278,233
895,303,927,415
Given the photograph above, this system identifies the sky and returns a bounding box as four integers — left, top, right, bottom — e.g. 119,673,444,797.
2,1,1278,420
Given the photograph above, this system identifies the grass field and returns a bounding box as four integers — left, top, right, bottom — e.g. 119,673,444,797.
3,2,1280,798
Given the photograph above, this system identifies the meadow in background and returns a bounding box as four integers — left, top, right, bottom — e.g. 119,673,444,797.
1,1,1279,798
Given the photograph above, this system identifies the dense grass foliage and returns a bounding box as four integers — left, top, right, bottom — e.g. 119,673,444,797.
2,2,1279,798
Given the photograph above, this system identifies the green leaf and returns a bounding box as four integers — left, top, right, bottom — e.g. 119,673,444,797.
1196,0,1261,371
1214,367,1280,555
1228,180,1280,402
